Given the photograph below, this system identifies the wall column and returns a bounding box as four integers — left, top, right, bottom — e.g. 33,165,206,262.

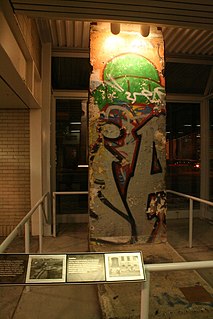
42,42,52,235
30,108,42,235
200,98,210,219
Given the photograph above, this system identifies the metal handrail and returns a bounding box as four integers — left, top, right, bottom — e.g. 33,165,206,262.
52,191,88,237
51,189,213,246
0,192,49,254
166,189,213,248
167,189,213,206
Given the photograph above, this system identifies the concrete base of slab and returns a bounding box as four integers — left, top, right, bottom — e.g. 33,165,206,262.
91,242,213,319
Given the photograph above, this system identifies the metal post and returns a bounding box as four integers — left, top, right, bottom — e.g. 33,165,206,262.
44,193,48,221
189,198,193,248
24,220,31,293
53,193,56,237
140,270,150,319
38,205,43,253
24,220,30,254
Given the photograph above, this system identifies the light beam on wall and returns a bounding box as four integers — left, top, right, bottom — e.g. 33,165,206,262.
105,22,152,52
104,35,124,50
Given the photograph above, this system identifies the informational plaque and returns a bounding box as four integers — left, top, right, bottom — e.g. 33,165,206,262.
0,254,28,284
26,254,66,283
105,252,145,282
67,253,105,282
0,251,145,285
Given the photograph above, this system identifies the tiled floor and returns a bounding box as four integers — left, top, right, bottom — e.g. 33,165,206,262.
92,218,213,319
0,218,212,319
167,218,213,287
0,223,102,319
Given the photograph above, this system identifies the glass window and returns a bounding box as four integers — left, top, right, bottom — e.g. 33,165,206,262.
52,57,90,90
166,103,200,210
209,99,213,203
55,99,88,215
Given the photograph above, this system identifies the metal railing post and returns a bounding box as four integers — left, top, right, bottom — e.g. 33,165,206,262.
38,205,43,253
24,219,31,293
44,193,48,221
53,192,56,237
167,190,213,249
143,260,213,318
52,191,88,237
140,270,150,319
0,193,49,253
189,198,193,248
24,220,30,254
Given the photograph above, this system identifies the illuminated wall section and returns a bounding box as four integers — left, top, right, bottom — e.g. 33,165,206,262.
89,23,166,244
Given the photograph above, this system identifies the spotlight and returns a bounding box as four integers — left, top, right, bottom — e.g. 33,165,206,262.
140,25,150,37
110,23,120,35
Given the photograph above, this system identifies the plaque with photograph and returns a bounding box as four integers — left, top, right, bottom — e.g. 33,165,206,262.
105,252,145,282
26,255,66,283
0,254,29,284
67,253,105,282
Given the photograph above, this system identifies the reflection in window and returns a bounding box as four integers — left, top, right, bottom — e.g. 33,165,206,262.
210,99,213,203
166,103,200,210
56,99,88,215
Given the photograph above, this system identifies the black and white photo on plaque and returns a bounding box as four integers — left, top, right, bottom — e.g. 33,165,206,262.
26,255,66,283
105,252,145,282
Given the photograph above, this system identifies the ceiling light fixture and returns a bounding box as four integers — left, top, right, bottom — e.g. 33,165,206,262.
111,23,120,35
140,25,150,37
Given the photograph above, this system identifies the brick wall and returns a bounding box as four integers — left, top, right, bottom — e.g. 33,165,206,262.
0,110,30,236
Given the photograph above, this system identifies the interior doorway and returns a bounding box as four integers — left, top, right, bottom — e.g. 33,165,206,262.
53,96,88,227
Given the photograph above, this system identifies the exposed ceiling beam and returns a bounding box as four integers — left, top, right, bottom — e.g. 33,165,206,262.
0,0,32,60
0,45,41,109
0,76,28,109
52,48,89,58
10,0,213,30
53,90,88,99
51,50,213,64
166,93,203,103
165,54,213,65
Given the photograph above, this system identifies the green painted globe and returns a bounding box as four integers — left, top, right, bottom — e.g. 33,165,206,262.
92,53,164,110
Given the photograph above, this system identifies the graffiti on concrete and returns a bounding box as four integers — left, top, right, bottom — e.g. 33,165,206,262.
90,53,165,243
151,141,163,175
146,191,167,243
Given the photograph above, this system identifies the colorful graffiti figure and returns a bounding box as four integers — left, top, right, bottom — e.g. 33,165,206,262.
90,53,166,243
